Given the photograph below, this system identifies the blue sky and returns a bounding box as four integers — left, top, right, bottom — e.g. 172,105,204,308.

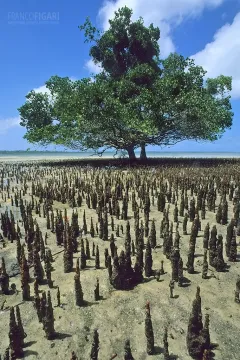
1,0,240,152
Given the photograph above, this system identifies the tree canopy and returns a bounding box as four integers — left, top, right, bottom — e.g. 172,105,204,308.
18,6,233,159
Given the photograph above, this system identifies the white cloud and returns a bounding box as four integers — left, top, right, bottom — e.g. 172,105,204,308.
85,59,103,74
33,84,51,95
0,117,20,134
97,0,226,59
192,12,240,99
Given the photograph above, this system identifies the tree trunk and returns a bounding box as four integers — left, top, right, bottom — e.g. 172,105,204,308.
140,143,147,159
126,146,136,160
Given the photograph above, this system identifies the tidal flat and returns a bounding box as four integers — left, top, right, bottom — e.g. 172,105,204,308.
0,158,240,359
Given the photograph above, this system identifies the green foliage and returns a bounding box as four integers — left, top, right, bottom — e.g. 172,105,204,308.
84,6,161,79
18,6,234,158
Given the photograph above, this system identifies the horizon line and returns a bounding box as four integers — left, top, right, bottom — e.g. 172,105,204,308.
0,150,239,153
0,150,240,155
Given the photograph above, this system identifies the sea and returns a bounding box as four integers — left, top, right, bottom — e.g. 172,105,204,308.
0,151,240,160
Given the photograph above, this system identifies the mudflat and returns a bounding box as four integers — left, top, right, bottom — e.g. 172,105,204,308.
0,160,240,359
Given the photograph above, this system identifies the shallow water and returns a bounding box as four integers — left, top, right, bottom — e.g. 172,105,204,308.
0,150,240,161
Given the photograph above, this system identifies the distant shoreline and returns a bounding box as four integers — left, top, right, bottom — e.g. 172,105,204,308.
0,151,240,162
0,150,239,154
